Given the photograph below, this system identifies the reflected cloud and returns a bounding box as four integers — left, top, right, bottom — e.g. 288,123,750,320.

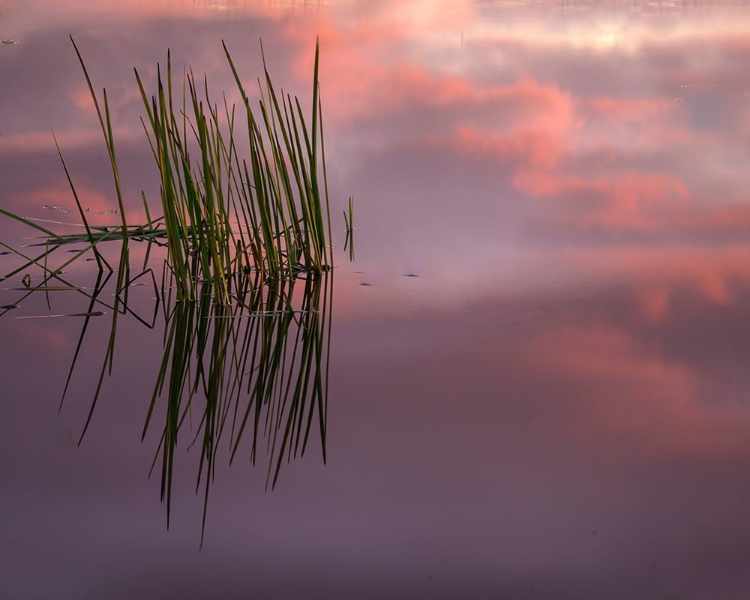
4,3,750,599
511,319,750,458
2,0,750,470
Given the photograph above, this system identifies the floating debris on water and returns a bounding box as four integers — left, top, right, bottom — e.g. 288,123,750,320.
21,274,31,288
680,83,718,89
15,311,105,320
1,39,18,45
9,285,78,291
43,205,73,213
95,209,120,216
0,304,18,310
209,310,315,319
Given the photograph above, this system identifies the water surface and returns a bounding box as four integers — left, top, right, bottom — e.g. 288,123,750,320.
2,1,750,598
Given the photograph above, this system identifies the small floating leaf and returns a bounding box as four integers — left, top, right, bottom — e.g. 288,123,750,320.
1,39,18,45
0,304,18,310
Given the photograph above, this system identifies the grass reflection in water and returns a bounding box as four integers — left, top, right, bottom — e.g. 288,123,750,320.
3,258,333,546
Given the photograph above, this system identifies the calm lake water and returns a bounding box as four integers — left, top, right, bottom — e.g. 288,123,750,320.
2,1,750,598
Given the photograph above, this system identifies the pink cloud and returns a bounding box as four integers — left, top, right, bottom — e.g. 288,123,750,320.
5,185,124,222
514,170,691,230
554,246,750,308
0,126,140,156
286,16,577,135
457,126,569,170
636,285,670,323
583,95,677,123
510,321,750,459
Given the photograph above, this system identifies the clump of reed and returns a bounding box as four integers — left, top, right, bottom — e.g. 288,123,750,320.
135,39,334,304
1,36,336,304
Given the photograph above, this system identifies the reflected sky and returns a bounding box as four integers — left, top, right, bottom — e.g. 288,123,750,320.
1,0,749,292
2,1,750,598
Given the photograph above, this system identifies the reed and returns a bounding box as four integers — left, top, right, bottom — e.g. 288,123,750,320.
343,195,355,261
132,38,334,304
1,37,339,304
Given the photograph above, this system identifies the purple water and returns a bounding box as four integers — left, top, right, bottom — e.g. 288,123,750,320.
2,1,750,598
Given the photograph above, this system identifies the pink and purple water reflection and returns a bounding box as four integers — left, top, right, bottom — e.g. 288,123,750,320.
1,1,750,598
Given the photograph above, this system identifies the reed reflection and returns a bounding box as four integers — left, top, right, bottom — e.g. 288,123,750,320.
0,254,334,544
147,269,333,542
